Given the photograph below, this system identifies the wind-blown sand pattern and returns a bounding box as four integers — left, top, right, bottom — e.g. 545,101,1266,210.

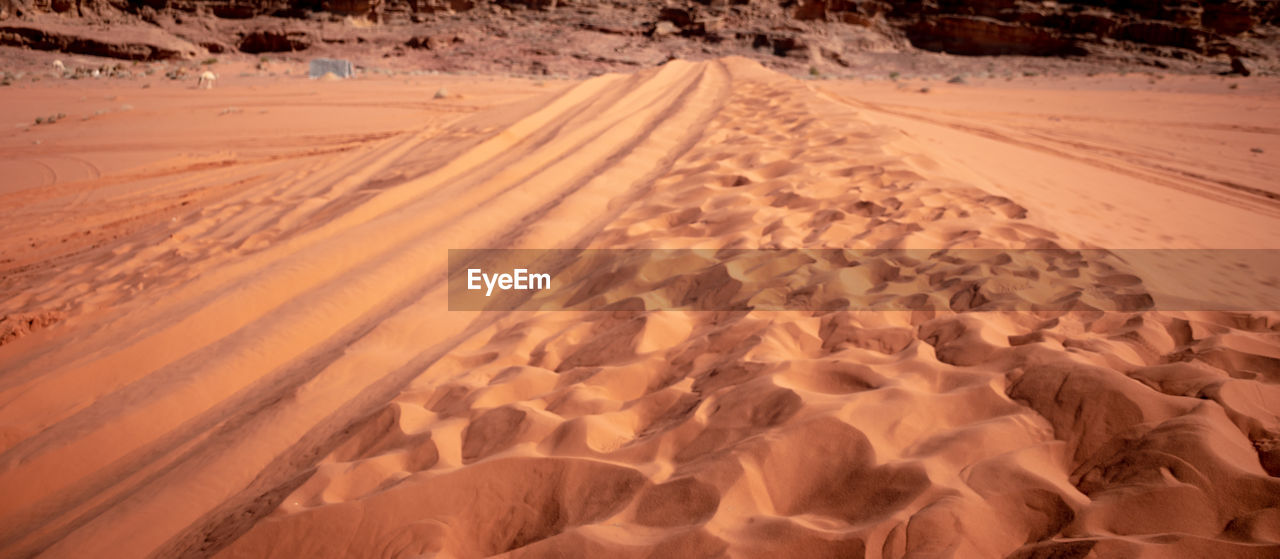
1,58,1278,558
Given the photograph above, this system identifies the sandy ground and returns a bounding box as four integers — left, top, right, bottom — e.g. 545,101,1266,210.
0,58,1278,558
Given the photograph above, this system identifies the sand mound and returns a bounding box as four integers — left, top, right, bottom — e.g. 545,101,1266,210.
0,58,1277,558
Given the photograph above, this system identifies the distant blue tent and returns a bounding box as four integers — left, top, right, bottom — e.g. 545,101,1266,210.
309,58,354,79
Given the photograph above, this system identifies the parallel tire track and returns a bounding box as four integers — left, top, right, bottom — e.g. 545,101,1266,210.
0,60,730,559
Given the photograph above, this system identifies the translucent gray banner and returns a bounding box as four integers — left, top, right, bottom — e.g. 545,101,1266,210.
447,249,1280,312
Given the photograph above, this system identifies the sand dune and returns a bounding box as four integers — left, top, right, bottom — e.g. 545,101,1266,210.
1,59,1278,558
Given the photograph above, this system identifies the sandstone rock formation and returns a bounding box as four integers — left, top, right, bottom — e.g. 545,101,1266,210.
237,28,312,52
0,18,200,59
0,1,1276,71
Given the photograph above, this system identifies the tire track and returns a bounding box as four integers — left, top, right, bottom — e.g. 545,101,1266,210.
0,60,729,559
826,93,1280,218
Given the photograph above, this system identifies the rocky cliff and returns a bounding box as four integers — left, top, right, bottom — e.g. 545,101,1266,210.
0,0,1276,73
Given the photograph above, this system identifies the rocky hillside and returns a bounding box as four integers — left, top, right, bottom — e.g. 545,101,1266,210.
1,0,1276,75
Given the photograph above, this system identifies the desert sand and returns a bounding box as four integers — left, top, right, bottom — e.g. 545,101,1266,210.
1,58,1278,558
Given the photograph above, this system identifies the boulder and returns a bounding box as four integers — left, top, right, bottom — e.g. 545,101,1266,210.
1230,56,1255,76
405,35,444,49
201,40,229,53
652,20,679,37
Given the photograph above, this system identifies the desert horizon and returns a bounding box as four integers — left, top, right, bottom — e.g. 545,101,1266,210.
2,1,1279,557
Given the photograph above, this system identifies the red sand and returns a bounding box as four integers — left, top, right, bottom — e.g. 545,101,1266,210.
1,59,1278,558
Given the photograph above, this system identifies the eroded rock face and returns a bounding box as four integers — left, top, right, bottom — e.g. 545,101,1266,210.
0,20,200,59
1117,20,1208,51
237,28,312,53
1231,55,1255,75
906,16,1087,56
1,0,1276,69
774,0,1276,59
889,0,1276,57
